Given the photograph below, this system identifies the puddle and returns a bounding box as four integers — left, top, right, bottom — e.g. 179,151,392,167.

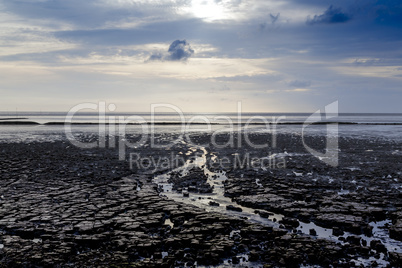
337,188,350,195
164,218,174,228
346,167,361,171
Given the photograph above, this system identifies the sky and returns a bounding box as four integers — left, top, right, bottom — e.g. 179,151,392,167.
0,0,401,113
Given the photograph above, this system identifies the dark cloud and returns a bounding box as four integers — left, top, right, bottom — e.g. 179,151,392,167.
0,0,183,28
1,0,129,27
372,0,402,26
289,80,312,88
167,40,194,61
147,40,194,62
270,13,280,25
307,5,351,25
55,19,205,46
259,13,280,31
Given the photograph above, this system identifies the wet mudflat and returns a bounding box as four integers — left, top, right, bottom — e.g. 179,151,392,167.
0,132,401,267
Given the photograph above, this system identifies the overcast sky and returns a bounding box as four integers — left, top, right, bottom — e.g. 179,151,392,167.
1,0,401,113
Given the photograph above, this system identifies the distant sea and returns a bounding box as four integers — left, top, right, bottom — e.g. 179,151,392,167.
1,111,402,124
0,112,401,143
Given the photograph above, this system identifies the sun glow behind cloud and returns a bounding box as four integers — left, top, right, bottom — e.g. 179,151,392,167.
181,0,230,21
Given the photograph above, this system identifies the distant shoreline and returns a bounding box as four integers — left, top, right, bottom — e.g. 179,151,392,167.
0,121,401,126
0,118,29,121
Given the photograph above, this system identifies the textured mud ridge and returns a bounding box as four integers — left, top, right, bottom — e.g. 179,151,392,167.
0,132,401,267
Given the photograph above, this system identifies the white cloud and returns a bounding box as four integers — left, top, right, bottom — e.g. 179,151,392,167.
331,65,402,79
285,88,311,92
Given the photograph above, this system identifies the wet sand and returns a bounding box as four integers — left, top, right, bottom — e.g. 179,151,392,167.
0,132,401,267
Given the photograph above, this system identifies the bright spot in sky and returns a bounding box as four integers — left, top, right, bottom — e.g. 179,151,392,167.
184,0,228,21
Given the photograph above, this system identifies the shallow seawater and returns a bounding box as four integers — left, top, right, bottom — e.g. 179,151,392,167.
1,122,402,144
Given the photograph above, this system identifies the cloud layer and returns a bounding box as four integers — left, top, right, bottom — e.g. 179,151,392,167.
0,0,401,112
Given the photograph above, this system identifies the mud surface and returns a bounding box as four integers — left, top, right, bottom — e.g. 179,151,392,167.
0,132,401,267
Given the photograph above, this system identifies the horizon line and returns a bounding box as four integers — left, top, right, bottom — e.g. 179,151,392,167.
1,111,402,115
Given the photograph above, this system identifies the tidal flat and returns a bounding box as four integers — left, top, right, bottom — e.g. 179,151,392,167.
0,132,401,267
